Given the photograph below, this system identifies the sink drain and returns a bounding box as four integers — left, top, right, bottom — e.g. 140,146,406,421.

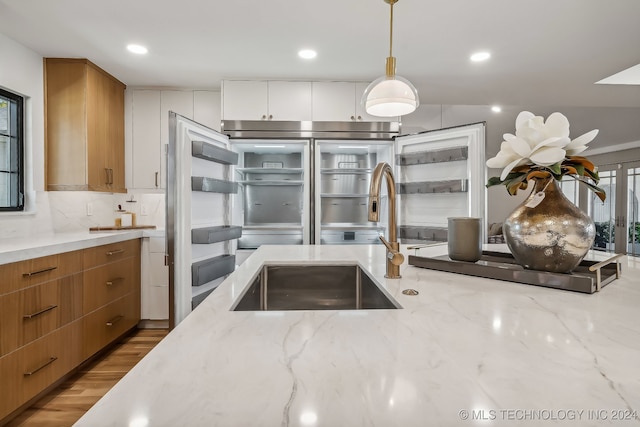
402,289,419,296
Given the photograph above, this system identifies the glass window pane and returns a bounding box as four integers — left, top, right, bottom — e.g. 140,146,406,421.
591,170,615,251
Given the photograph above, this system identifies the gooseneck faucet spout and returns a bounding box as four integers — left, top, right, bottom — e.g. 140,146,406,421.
368,162,404,278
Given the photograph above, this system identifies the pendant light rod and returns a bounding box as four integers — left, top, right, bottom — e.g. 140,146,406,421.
385,0,398,78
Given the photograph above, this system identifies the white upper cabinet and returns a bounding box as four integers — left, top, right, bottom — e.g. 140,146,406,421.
311,82,356,122
129,89,220,190
131,90,162,189
312,81,398,122
222,80,312,121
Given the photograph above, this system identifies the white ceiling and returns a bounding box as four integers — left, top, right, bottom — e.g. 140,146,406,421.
1,0,639,109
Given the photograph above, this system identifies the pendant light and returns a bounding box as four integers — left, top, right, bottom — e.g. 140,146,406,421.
362,0,419,117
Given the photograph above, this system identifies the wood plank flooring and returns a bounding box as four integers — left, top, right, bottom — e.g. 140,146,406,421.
5,328,168,427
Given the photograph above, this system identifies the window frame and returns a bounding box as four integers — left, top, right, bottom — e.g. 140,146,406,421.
0,87,24,212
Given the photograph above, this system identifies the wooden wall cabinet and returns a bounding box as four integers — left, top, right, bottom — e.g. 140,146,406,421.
0,239,141,423
45,58,127,193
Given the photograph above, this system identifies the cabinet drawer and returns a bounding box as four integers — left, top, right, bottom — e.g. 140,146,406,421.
0,321,81,420
83,257,138,314
83,239,140,269
0,274,83,357
81,293,139,360
0,250,83,295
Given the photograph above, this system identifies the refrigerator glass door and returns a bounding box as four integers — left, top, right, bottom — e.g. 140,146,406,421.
395,123,486,245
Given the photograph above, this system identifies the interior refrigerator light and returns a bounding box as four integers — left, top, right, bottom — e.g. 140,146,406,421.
253,145,286,148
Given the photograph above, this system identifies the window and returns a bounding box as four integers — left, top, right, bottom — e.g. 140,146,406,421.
0,88,24,211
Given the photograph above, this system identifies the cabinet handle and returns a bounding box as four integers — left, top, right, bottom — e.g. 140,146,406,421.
357,115,362,121
23,304,58,319
268,115,273,120
350,115,355,121
261,115,267,120
106,249,125,256
22,266,57,277
24,356,58,376
110,168,114,185
105,167,110,184
106,315,124,326
106,277,125,287
155,172,159,188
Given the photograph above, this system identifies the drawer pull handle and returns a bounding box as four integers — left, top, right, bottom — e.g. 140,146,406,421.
23,304,58,319
106,315,124,326
106,277,125,287
106,249,125,256
22,266,57,277
24,356,58,376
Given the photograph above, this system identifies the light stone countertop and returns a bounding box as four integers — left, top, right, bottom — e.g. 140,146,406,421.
0,229,162,265
73,244,640,427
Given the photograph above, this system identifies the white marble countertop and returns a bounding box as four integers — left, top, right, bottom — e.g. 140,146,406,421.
75,244,640,427
0,229,162,265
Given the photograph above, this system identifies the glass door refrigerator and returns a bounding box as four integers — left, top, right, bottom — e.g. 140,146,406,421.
315,140,394,244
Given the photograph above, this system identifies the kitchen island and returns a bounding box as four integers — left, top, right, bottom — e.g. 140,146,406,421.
74,244,640,426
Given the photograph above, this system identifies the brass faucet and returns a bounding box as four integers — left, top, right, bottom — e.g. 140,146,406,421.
368,162,404,278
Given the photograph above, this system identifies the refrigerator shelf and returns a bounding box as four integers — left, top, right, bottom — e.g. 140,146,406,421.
399,179,468,194
192,140,239,165
191,225,242,244
396,147,468,166
191,254,236,287
191,176,238,193
236,167,303,174
320,168,373,174
320,193,377,198
400,226,448,243
238,180,303,186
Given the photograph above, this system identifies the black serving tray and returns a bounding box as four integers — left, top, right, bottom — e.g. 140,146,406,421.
408,251,622,294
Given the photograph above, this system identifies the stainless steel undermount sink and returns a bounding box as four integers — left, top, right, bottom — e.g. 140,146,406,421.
232,264,401,311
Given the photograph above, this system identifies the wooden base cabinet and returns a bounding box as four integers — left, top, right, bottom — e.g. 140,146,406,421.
0,239,141,423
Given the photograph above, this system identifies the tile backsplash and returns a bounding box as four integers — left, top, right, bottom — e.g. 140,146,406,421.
0,191,166,239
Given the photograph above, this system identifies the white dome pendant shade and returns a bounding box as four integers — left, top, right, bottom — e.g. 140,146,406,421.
362,0,419,117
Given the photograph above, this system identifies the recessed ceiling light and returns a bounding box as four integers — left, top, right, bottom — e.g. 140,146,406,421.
491,105,502,113
127,44,148,55
298,49,317,59
470,51,490,62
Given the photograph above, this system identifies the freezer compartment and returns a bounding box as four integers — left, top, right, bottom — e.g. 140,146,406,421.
191,254,236,287
321,172,371,195
320,228,384,245
191,225,242,244
321,196,373,224
238,227,304,249
243,185,303,225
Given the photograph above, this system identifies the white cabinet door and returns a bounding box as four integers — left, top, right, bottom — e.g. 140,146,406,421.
312,81,356,121
193,90,221,131
160,91,194,189
132,90,162,189
141,236,169,320
222,80,268,120
268,81,312,121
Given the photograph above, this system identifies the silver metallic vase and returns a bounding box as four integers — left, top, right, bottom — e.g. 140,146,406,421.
503,177,595,273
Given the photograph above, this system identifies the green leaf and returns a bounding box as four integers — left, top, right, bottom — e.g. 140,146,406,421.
547,162,562,175
486,176,504,188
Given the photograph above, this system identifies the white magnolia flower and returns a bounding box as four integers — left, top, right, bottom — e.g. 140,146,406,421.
486,111,599,181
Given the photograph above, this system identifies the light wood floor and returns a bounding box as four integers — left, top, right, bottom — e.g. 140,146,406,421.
5,328,168,427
